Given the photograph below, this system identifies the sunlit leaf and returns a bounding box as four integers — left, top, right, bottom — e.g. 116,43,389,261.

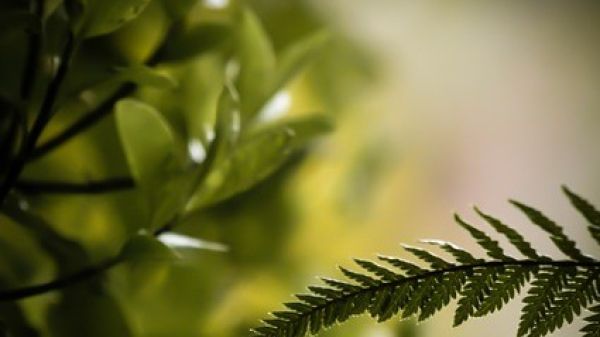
115,98,181,190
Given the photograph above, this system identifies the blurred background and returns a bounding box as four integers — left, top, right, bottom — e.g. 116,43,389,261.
3,1,600,337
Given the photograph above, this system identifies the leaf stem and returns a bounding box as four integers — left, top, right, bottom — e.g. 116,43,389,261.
15,176,134,194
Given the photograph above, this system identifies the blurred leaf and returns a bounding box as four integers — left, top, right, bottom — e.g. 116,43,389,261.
121,233,177,263
120,233,176,294
47,287,132,337
114,64,178,89
236,8,276,122
71,0,152,38
115,98,181,190
181,55,225,144
186,114,330,210
269,30,329,99
0,302,39,337
2,196,90,274
246,114,334,148
160,23,231,62
160,0,198,19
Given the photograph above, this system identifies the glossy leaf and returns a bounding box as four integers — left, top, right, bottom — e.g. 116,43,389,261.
115,98,181,190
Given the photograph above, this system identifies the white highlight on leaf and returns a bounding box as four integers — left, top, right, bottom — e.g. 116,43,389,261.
204,125,215,143
187,138,206,164
18,199,29,211
232,109,241,134
203,0,228,9
258,91,292,122
158,233,228,252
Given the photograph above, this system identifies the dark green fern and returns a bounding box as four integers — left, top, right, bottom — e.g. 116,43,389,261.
253,186,600,337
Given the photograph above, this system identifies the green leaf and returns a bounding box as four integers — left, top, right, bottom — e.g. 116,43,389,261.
75,0,152,38
186,113,331,211
518,265,576,337
47,287,132,337
236,8,276,122
563,186,600,245
454,214,510,260
474,207,542,260
114,64,178,89
160,23,231,62
194,127,293,207
269,31,329,99
115,98,181,190
120,233,177,263
582,304,600,337
475,266,533,316
511,200,591,261
421,239,480,264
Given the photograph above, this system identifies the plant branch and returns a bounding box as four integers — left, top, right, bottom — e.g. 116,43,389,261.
27,83,136,161
27,43,166,162
0,211,184,302
0,256,121,301
15,176,134,194
0,32,77,206
19,0,44,100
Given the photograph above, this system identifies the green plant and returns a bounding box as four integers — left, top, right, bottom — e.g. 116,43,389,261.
254,187,600,337
0,0,331,335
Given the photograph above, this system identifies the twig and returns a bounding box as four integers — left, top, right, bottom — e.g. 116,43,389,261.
15,177,134,194
0,32,77,206
19,0,43,100
27,83,135,161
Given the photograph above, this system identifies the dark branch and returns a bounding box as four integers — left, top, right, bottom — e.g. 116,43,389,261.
27,41,166,162
19,0,43,100
0,32,77,206
27,83,136,161
15,177,134,194
0,256,121,301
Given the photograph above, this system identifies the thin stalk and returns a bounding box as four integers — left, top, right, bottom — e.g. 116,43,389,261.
20,0,43,100
27,42,166,162
15,177,134,194
0,33,77,206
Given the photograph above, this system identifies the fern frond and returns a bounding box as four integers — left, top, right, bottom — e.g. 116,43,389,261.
563,186,600,245
454,214,511,260
254,188,600,337
582,304,600,337
474,207,543,260
511,200,591,261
